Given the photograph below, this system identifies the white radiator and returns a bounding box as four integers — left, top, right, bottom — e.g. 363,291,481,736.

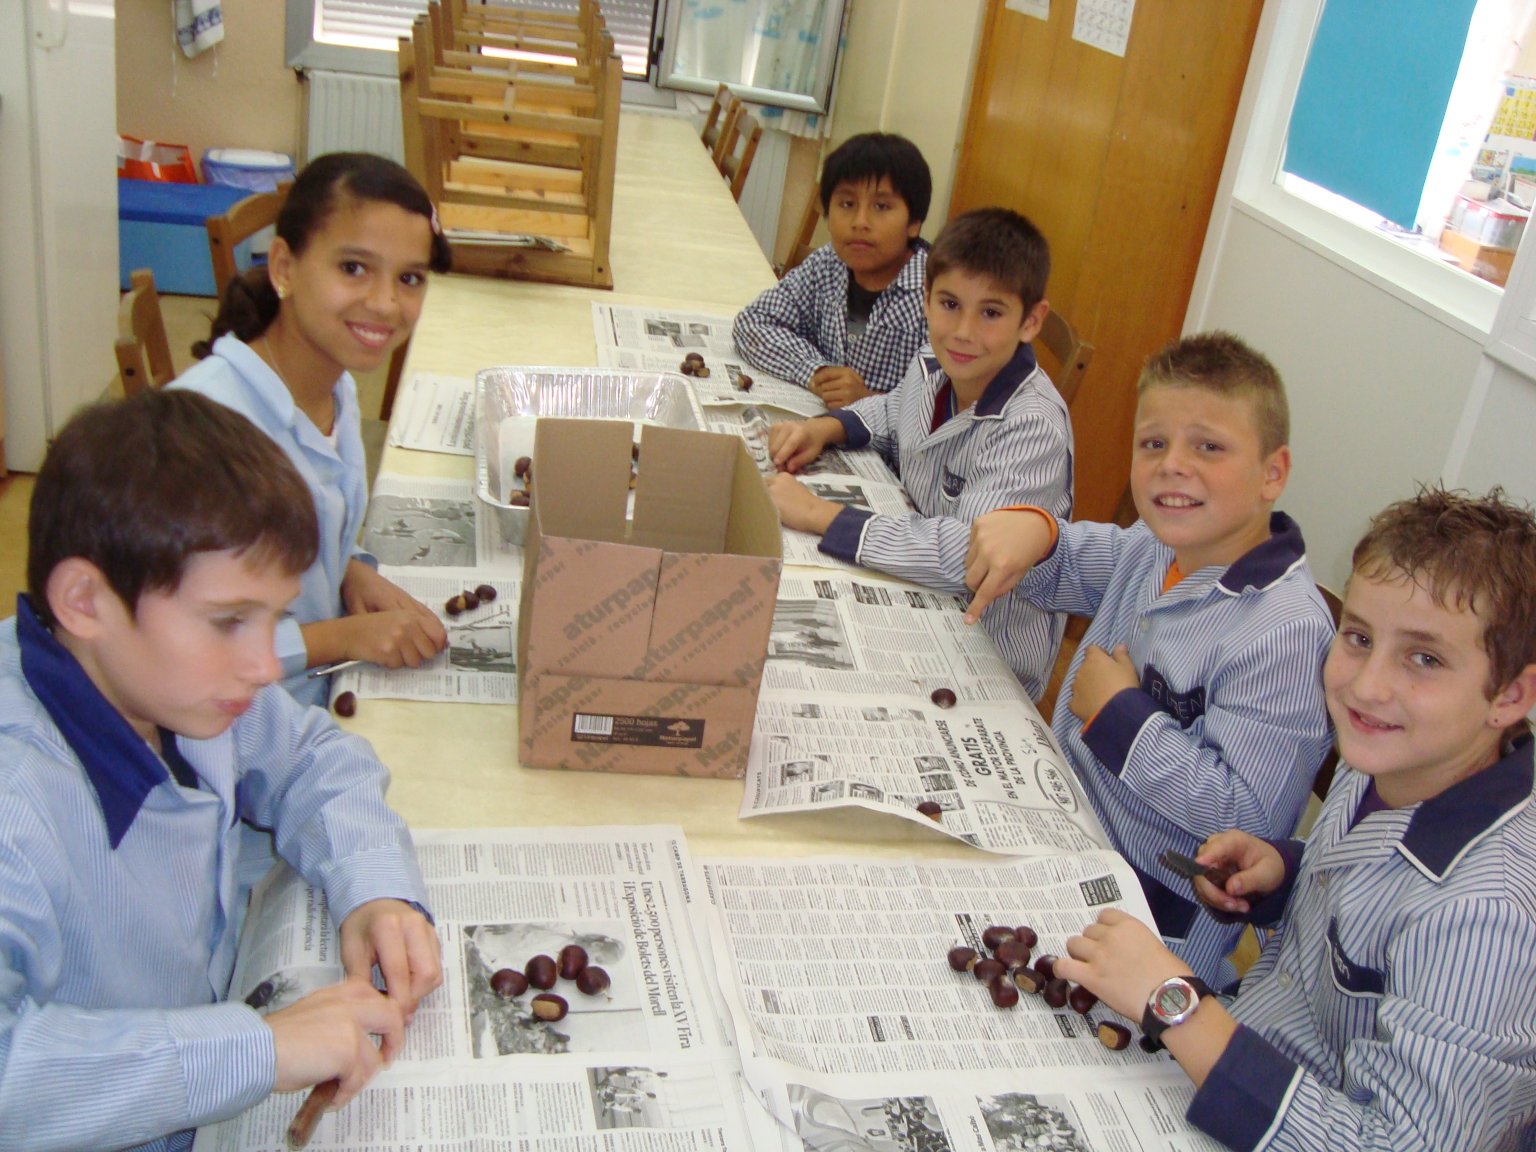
305,70,405,164
737,126,790,261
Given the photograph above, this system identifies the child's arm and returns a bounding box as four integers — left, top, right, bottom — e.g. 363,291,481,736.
732,254,842,389
964,508,1059,621
265,979,407,1107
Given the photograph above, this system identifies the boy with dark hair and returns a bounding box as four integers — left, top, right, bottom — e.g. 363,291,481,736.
0,390,439,1151
733,132,933,408
1057,487,1536,1152
767,207,1072,700
964,332,1333,985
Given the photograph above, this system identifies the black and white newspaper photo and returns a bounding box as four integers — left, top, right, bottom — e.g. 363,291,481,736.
363,473,523,573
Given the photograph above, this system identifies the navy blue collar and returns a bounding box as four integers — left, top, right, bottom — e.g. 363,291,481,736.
1398,733,1534,880
920,341,1039,419
1216,512,1307,594
15,594,186,848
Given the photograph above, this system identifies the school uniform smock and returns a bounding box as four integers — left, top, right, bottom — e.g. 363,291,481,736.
818,343,1073,700
1187,736,1536,1152
731,242,929,393
171,335,371,707
0,598,429,1152
1016,514,1333,986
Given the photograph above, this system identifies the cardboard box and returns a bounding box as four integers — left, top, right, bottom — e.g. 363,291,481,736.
517,419,782,778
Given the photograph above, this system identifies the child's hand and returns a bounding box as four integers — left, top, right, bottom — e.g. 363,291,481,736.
267,978,404,1104
339,898,443,1017
964,509,1055,622
1055,908,1187,1022
768,420,823,473
340,609,448,668
767,473,841,535
1191,830,1286,916
342,561,434,620
1067,644,1139,723
809,366,871,409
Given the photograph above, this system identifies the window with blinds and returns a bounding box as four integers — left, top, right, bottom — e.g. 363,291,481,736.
305,0,658,77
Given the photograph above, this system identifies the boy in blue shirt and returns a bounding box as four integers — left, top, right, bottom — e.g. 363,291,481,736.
765,207,1073,701
1057,488,1536,1152
733,132,932,408
964,333,1333,986
0,390,440,1151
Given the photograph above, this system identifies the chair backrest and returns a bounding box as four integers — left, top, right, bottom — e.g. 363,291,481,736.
711,95,744,170
1310,582,1344,802
1034,307,1094,408
206,181,292,301
778,182,823,277
719,107,762,202
700,83,732,153
115,268,176,396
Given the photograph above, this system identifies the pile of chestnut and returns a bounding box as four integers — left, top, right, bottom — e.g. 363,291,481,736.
947,924,1134,1051
489,944,611,1023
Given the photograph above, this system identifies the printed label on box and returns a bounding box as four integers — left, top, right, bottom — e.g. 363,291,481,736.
571,713,706,748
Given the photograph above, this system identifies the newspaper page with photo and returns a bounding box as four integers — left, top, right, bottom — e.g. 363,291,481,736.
362,473,522,575
386,373,477,455
698,852,1227,1152
194,826,782,1152
746,574,1108,856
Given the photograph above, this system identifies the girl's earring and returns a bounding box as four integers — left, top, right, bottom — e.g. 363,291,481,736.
275,285,289,300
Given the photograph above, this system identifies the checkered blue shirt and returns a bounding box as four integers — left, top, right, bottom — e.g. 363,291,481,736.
732,242,929,392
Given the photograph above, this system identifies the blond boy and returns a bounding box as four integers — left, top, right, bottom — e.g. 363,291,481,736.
964,333,1333,986
1058,488,1536,1151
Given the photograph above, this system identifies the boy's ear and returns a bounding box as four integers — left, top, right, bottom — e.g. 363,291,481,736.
45,558,119,641
906,216,923,241
1018,299,1049,345
1489,663,1536,732
1260,444,1292,502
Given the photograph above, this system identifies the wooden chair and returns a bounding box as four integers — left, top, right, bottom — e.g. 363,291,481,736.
1311,583,1344,802
777,182,822,277
1035,307,1094,408
717,105,762,202
205,183,292,302
115,269,175,397
700,83,734,156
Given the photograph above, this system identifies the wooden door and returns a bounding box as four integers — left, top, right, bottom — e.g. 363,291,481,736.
952,1,1262,523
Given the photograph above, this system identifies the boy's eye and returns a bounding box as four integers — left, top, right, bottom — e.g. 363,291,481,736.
401,271,426,288
212,614,248,634
340,259,367,276
1408,651,1442,670
1198,441,1225,453
1136,438,1165,451
983,307,1003,320
1338,628,1370,649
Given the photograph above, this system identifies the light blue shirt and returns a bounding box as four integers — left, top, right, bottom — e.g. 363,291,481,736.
817,343,1074,700
0,600,428,1152
170,336,371,708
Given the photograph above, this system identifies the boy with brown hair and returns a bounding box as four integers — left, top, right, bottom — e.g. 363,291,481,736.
1058,487,1536,1151
964,332,1333,986
0,390,439,1151
767,207,1073,700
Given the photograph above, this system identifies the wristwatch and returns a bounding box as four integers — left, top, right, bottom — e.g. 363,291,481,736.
1141,975,1213,1047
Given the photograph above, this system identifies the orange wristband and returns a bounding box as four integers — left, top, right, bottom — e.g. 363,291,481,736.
996,505,1060,552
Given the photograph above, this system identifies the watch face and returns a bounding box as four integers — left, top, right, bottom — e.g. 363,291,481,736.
1154,982,1194,1019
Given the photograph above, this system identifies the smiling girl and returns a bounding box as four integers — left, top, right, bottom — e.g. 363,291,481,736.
174,152,453,707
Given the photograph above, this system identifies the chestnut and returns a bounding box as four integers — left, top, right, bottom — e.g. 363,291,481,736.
947,946,979,973
524,954,558,990
332,691,357,718
988,976,1020,1009
981,925,1015,951
514,456,532,480
995,939,1032,969
490,968,527,999
462,591,480,611
694,366,711,378
1033,953,1058,980
916,800,943,821
445,594,467,616
558,944,589,981
509,491,531,507
1012,926,1039,950
1097,1021,1132,1050
1068,985,1099,1015
738,374,754,392
1012,967,1046,995
972,957,1006,985
474,584,498,603
575,966,610,996
530,993,568,1021
1042,977,1070,1009
930,687,957,709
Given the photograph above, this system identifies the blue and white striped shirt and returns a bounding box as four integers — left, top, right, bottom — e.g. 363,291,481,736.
818,343,1074,700
1017,515,1334,985
732,242,929,392
1190,737,1536,1152
0,599,428,1152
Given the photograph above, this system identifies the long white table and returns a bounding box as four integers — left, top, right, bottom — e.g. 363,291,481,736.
354,111,975,861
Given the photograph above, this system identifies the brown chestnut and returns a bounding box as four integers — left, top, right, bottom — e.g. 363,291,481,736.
1097,1021,1132,1050
1012,967,1046,995
930,687,957,709
916,800,943,821
1033,953,1058,980
558,944,589,981
994,939,1032,969
462,591,480,611
524,954,558,990
1013,926,1039,950
332,691,357,718
531,992,568,1021
445,594,467,616
981,925,1015,951
738,374,754,392
694,365,711,378
575,966,610,996
972,958,1006,985
947,946,978,973
988,976,1020,1009
509,490,530,507
490,968,527,998
1042,977,1070,1009
474,584,498,603
1068,985,1099,1015
514,456,532,480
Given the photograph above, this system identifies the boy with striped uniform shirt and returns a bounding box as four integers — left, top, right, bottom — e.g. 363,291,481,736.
963,334,1333,986
733,133,932,408
1054,487,1536,1152
765,207,1072,701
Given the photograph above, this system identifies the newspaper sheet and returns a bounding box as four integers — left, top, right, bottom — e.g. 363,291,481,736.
592,303,828,419
330,568,519,704
747,575,1108,856
362,472,521,575
699,852,1226,1152
386,373,478,455
194,826,782,1152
